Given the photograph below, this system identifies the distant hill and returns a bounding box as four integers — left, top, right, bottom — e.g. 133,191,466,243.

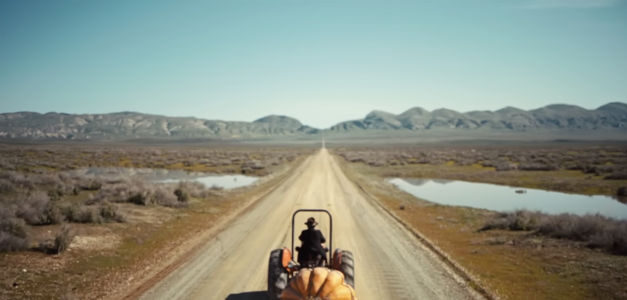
0,112,317,140
252,115,318,135
0,102,625,141
329,102,627,132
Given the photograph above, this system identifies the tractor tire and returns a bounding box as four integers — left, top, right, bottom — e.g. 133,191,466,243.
339,250,355,288
268,249,288,300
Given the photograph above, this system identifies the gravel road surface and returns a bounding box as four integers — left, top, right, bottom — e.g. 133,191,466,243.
139,149,478,300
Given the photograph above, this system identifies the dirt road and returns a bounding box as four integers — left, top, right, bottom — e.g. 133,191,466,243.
139,149,479,300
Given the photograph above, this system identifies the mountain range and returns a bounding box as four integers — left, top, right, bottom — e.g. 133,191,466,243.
330,102,627,132
0,102,625,140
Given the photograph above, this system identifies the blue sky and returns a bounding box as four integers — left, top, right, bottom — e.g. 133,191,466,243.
1,0,626,128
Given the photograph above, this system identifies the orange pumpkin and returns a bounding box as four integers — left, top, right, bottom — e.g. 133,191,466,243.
280,268,357,300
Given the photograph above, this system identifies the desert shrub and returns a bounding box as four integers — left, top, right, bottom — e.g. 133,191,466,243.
367,160,385,167
86,181,123,204
123,182,154,205
593,165,616,174
84,193,103,205
37,224,75,254
65,204,103,223
0,217,29,252
33,173,62,186
604,172,627,180
518,162,557,171
13,192,64,225
128,192,150,205
0,178,16,193
174,188,189,203
177,181,210,198
45,201,65,224
583,165,616,176
495,163,516,171
482,210,627,255
5,172,35,190
588,223,627,255
91,179,194,208
0,230,29,252
16,191,51,225
55,225,74,253
77,178,102,191
539,214,627,255
563,161,584,170
210,185,224,191
388,159,401,166
98,201,125,222
456,158,476,166
483,159,517,171
480,210,544,231
153,187,184,207
538,214,605,240
64,202,124,224
0,157,16,170
93,179,148,204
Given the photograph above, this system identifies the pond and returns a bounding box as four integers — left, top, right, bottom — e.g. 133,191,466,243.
388,178,627,220
71,168,259,189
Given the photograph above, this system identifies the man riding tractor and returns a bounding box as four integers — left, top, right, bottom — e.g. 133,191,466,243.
267,209,356,299
297,217,327,267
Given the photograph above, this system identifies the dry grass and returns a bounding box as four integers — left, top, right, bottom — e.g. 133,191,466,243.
0,143,309,176
0,144,308,299
336,145,627,170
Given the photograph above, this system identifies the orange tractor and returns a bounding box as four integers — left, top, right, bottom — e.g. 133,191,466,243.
268,209,356,300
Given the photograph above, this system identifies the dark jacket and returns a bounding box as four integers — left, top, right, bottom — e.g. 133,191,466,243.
299,228,326,255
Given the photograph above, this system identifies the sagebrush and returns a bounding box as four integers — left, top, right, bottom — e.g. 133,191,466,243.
481,210,627,255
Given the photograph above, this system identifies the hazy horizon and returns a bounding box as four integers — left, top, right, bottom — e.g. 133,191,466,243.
2,0,626,128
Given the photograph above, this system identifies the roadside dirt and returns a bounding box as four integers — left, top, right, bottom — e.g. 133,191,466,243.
139,149,481,300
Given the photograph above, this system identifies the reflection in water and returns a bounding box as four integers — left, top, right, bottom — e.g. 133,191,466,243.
160,175,257,189
389,178,627,220
71,167,259,189
404,178,452,186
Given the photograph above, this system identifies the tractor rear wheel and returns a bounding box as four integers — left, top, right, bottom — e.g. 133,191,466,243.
268,249,288,299
339,250,355,288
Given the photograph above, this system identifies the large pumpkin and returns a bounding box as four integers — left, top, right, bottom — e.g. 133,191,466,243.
280,267,357,300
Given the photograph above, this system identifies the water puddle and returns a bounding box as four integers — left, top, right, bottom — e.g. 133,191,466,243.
389,178,627,220
158,174,258,189
71,168,259,189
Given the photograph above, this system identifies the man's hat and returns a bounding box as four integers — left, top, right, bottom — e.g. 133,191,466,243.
305,217,318,226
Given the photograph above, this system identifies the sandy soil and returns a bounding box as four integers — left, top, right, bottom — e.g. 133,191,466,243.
138,149,480,300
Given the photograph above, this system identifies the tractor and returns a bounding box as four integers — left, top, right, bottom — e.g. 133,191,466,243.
267,209,356,300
